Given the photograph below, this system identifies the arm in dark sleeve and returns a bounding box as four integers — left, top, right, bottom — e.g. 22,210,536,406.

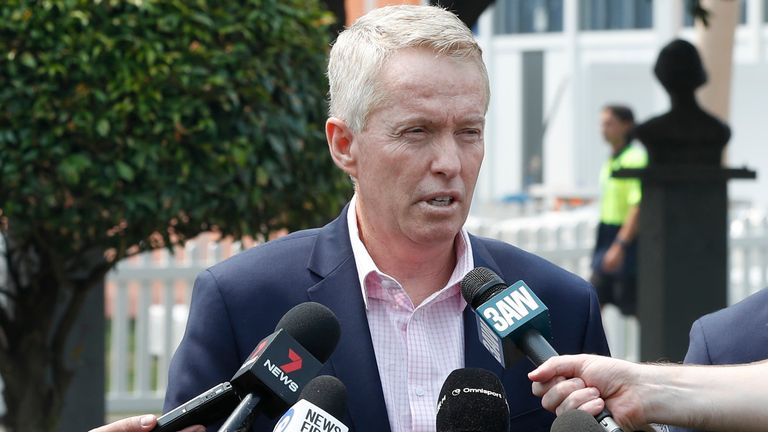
163,269,242,428
582,284,611,357
683,318,712,365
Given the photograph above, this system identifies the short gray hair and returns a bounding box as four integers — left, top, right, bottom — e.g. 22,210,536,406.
327,5,489,132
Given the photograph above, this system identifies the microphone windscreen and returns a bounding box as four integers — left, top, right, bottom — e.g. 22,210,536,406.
276,302,341,362
436,368,509,432
298,375,347,420
550,409,605,432
460,267,507,308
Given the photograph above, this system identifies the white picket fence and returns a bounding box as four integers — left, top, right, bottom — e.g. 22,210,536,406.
105,207,768,414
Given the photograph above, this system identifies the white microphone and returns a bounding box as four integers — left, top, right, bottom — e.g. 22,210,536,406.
273,375,348,432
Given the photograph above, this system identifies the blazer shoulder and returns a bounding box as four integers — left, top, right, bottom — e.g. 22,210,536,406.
687,288,768,364
698,288,768,330
205,228,322,284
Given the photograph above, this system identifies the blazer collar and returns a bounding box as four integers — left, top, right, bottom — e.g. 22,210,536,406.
306,204,391,431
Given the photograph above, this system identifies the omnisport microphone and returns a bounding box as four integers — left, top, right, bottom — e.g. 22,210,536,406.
436,368,509,432
272,375,348,432
460,267,623,432
154,302,341,432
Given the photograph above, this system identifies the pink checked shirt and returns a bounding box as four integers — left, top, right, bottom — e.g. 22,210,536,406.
347,195,473,432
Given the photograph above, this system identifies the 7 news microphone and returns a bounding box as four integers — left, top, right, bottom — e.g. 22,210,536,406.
272,375,348,432
436,368,509,432
460,267,624,432
153,301,341,432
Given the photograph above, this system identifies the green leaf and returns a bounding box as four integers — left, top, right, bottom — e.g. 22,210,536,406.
20,52,37,68
115,161,135,181
96,119,110,137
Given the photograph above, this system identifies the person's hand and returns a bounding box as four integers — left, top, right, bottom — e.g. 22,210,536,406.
88,414,204,432
601,243,625,273
528,354,650,431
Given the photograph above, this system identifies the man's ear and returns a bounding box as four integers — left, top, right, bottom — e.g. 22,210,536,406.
326,117,357,177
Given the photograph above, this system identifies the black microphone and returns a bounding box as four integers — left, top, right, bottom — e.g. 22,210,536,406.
154,302,341,432
460,267,623,432
551,409,605,432
436,368,509,432
272,375,348,432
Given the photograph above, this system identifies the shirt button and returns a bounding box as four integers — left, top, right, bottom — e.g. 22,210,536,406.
415,386,425,397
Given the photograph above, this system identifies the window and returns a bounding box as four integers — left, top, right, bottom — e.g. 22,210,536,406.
579,0,653,30
494,0,564,34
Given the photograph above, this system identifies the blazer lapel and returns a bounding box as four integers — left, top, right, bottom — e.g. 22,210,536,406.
464,235,506,388
306,205,391,432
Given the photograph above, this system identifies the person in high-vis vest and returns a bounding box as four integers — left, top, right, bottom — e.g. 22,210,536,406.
590,105,647,316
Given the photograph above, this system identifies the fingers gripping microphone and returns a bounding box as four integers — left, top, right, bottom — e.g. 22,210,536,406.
272,375,349,432
436,368,509,432
460,267,623,432
550,409,605,432
154,302,341,432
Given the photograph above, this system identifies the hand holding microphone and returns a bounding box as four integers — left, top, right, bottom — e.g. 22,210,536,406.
460,267,623,432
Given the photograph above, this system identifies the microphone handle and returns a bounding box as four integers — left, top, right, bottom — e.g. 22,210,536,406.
520,329,558,365
596,409,624,432
518,329,625,432
218,392,263,432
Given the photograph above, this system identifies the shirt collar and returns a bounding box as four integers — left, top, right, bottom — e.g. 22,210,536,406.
347,193,473,311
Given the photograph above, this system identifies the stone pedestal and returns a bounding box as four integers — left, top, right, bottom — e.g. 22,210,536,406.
615,167,755,362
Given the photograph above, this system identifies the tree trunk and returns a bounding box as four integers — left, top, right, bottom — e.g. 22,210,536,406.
1,345,68,431
0,232,105,431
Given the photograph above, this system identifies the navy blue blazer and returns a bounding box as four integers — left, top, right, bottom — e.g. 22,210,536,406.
671,288,768,432
683,287,768,366
164,204,610,431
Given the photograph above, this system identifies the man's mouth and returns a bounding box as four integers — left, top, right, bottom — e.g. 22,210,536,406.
427,196,454,206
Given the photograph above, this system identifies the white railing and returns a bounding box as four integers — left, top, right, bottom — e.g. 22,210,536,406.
105,208,768,414
105,233,249,413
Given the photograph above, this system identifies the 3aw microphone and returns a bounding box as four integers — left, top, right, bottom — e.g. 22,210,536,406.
436,368,509,432
154,302,341,432
272,375,348,432
460,267,623,432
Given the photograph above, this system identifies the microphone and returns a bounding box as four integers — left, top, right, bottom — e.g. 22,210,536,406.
460,267,623,432
154,302,341,432
551,409,605,432
435,368,509,432
272,375,348,432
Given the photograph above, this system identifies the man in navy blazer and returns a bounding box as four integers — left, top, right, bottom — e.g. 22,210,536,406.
672,287,768,432
683,287,768,366
164,5,609,431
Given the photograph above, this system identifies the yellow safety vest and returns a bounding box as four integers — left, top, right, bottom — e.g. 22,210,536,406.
599,144,647,225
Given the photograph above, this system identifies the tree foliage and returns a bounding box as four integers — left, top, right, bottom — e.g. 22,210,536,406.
0,0,351,430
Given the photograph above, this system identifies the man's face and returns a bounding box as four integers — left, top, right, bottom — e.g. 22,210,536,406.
600,109,630,146
347,48,486,249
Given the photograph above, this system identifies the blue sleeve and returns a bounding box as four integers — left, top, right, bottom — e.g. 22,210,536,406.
163,269,242,429
583,284,611,356
683,319,713,365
